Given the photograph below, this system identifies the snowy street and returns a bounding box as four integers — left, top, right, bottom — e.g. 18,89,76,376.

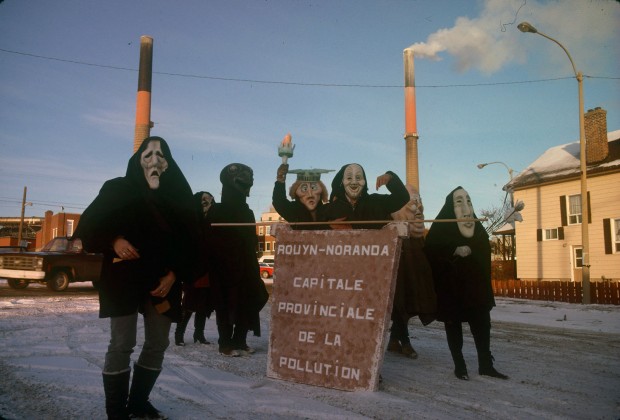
0,281,619,419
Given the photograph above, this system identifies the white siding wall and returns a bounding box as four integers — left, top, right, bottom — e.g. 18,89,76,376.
514,172,620,281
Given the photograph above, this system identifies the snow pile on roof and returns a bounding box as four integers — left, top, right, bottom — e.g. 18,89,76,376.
508,129,620,189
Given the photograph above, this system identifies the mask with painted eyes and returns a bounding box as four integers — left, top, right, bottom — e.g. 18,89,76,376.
342,164,366,202
295,182,323,212
140,139,168,190
200,192,214,216
453,188,475,238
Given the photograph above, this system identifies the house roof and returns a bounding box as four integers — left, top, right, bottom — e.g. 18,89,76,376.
506,129,620,190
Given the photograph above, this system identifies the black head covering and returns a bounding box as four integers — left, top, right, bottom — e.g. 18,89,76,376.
329,163,369,202
425,186,489,248
194,191,215,218
220,163,253,204
127,136,192,200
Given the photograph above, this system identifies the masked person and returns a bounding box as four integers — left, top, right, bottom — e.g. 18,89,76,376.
207,163,269,357
175,191,215,346
74,136,200,419
388,185,437,359
324,163,409,229
425,186,508,381
272,164,332,229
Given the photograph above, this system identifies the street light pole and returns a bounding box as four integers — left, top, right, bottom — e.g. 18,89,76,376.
518,22,590,304
477,161,515,205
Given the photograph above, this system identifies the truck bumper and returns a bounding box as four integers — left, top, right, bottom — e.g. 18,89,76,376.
0,269,45,280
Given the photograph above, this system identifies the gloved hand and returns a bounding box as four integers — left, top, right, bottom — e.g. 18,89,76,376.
453,246,471,258
277,163,289,182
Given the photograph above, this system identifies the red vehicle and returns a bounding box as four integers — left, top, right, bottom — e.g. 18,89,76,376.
259,262,274,279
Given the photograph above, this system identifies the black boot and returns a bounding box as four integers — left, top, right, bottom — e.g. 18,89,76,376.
102,370,130,420
193,312,210,344
470,312,508,380
127,364,167,419
175,311,192,346
445,322,468,380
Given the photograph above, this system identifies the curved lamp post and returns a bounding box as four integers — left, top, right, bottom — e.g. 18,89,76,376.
477,161,514,204
518,21,590,304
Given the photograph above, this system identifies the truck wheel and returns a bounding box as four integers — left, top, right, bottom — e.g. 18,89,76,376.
7,279,29,289
47,272,70,291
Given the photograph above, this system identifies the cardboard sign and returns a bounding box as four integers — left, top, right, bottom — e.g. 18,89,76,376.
267,225,402,391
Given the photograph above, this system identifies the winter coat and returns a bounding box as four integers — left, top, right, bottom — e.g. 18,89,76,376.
207,191,269,337
74,137,199,321
392,236,437,326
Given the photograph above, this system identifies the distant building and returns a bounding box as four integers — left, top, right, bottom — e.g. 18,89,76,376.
257,206,283,257
507,107,620,282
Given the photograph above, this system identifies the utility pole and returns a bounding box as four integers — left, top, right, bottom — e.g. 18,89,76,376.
17,186,27,246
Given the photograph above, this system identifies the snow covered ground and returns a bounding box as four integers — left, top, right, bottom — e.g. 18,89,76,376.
0,281,619,419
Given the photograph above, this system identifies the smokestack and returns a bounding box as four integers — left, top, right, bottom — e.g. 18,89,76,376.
133,36,154,153
403,48,420,191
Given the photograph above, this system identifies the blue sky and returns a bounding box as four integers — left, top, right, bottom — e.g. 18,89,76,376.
1,0,618,223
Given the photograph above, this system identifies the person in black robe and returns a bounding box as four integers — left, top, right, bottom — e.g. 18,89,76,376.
207,163,269,357
272,164,332,229
74,136,200,419
388,184,437,359
175,191,215,346
425,186,508,381
323,163,409,229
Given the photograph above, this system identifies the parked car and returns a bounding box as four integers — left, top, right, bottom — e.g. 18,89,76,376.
258,256,275,266
259,262,274,279
0,236,103,291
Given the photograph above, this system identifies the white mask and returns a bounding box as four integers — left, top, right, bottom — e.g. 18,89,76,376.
453,188,475,238
140,140,168,190
342,164,366,202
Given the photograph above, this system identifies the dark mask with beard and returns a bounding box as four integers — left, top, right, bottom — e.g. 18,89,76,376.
220,163,254,201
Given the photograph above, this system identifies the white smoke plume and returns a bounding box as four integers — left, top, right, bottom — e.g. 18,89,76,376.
407,0,620,75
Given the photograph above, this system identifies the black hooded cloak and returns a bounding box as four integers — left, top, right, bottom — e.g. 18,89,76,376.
74,136,199,321
207,163,268,337
322,163,409,228
424,186,495,322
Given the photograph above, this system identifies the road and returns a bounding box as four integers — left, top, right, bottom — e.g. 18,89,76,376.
0,289,618,419
0,279,96,298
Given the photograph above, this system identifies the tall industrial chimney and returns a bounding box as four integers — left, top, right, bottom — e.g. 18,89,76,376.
403,48,420,191
133,36,154,153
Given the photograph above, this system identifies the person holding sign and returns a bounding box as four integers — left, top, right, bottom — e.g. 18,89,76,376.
272,165,332,228
324,163,409,229
207,163,269,357
388,185,437,359
425,186,508,381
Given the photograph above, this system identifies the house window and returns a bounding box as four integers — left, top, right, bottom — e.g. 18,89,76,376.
266,226,271,236
544,228,558,240
615,218,620,253
258,243,264,252
66,219,74,237
52,227,58,238
568,194,582,225
259,226,264,236
573,247,583,268
266,242,271,251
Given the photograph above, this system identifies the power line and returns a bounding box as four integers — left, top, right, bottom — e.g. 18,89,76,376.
1,47,618,89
